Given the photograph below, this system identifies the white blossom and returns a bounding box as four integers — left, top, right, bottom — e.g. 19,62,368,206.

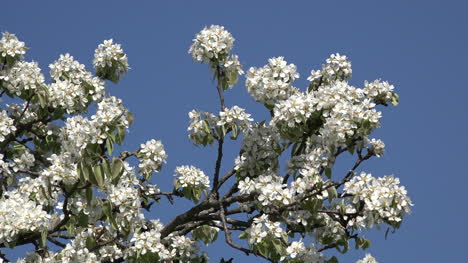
188,110,217,146
0,32,26,60
47,80,88,113
49,53,105,101
0,61,44,96
189,25,234,64
138,139,167,175
246,56,299,106
92,96,129,128
235,123,281,177
174,165,210,190
367,138,385,157
0,110,16,142
93,39,129,82
307,53,352,84
217,105,252,129
344,172,412,225
364,79,397,105
0,190,51,244
356,253,378,263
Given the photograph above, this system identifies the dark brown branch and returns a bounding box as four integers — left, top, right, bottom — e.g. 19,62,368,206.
47,237,66,248
212,66,227,196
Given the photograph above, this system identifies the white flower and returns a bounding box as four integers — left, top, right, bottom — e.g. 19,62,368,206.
48,80,88,113
92,96,129,128
138,139,167,175
187,110,217,146
12,150,35,172
235,123,281,177
364,80,394,101
49,53,105,101
174,165,210,190
0,61,44,96
356,253,378,263
0,110,16,142
344,172,412,226
189,25,234,64
286,241,306,258
217,105,252,129
307,53,352,84
93,39,129,82
41,152,78,185
246,56,299,106
60,116,104,155
0,190,51,244
0,32,26,60
367,138,385,157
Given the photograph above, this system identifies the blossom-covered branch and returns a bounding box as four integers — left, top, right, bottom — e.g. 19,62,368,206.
0,26,411,263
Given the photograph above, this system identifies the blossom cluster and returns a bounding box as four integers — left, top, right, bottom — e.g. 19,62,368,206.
356,253,378,263
188,105,252,145
246,215,285,245
92,96,129,127
188,110,217,145
271,79,383,147
344,172,412,224
0,61,44,97
189,25,243,88
284,241,325,262
366,138,385,157
217,105,253,128
0,32,26,64
6,102,38,124
49,53,105,104
47,80,89,114
11,149,35,172
59,116,104,155
307,53,352,85
0,110,16,142
364,79,398,105
189,25,234,64
246,56,299,106
239,173,292,207
93,39,129,82
0,190,51,244
41,153,78,185
234,123,281,177
137,139,167,176
129,220,201,261
174,165,210,190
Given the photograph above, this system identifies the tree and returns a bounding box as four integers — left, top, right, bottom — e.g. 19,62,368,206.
0,25,412,263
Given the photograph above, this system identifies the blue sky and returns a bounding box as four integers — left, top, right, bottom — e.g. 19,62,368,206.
2,0,468,262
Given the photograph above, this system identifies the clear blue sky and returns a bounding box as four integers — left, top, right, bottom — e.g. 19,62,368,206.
2,0,467,262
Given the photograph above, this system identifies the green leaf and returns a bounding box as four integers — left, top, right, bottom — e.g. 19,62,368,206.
40,231,47,247
86,187,93,205
271,238,285,256
86,236,97,250
93,165,105,187
106,138,114,156
325,168,332,179
326,256,339,263
77,211,89,227
103,201,118,230
327,186,338,203
126,111,134,125
66,219,76,236
391,92,399,106
111,158,124,184
239,231,248,239
116,127,126,145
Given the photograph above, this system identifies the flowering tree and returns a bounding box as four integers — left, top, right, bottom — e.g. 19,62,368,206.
0,25,412,263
